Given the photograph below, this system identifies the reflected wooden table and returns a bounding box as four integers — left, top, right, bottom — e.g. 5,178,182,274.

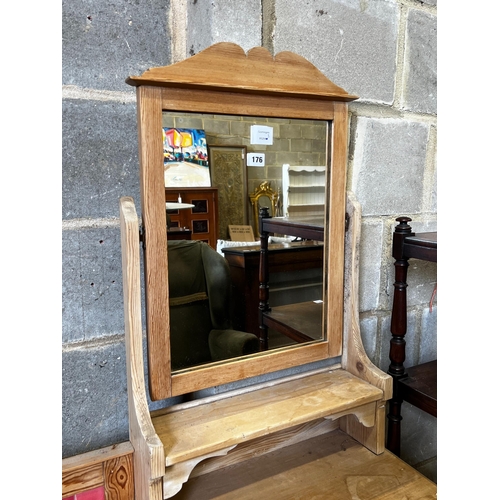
258,210,324,350
223,241,323,337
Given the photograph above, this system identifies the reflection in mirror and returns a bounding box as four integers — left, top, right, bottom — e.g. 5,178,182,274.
259,196,271,210
249,181,278,237
162,111,328,372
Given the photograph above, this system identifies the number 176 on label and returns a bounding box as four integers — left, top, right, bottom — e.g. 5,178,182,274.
246,153,265,167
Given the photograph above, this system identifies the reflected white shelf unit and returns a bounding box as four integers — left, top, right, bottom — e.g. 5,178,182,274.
282,164,326,218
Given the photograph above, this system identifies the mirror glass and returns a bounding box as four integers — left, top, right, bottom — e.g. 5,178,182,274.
162,111,328,372
259,196,271,209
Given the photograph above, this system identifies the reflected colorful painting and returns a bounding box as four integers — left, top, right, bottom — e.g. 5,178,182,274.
163,128,211,187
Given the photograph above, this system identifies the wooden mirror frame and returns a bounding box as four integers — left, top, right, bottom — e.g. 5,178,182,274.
126,42,358,400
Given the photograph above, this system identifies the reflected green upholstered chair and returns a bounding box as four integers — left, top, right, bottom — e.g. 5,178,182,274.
167,240,259,371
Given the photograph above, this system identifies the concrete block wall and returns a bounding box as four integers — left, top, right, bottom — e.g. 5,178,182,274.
161,112,326,197
62,0,437,480
62,0,174,456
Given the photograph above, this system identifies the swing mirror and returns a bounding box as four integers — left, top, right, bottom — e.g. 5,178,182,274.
126,42,357,399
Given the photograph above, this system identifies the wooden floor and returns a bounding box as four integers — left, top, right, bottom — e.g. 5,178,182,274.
172,429,437,499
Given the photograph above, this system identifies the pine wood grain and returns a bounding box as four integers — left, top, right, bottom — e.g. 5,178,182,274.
104,454,135,500
62,462,103,497
62,442,134,499
127,42,358,101
190,418,340,478
160,87,339,120
136,86,172,401
153,369,382,466
169,340,331,397
342,193,392,399
339,193,393,453
173,429,437,500
326,102,349,358
120,197,165,498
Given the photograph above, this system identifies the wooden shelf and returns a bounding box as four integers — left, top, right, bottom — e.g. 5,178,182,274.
261,216,324,241
282,164,326,217
399,360,437,417
151,369,382,467
288,203,324,207
402,231,437,262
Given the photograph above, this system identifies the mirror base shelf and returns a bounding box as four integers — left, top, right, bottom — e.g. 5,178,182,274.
153,369,383,498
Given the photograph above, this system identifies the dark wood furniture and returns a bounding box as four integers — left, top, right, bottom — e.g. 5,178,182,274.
386,217,437,456
258,208,325,350
166,227,192,240
222,242,323,337
165,187,218,249
262,301,323,344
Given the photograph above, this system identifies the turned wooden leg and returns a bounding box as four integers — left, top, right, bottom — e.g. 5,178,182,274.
386,217,414,456
258,207,271,351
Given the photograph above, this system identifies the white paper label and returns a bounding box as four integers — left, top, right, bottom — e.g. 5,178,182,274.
250,125,273,145
247,153,265,167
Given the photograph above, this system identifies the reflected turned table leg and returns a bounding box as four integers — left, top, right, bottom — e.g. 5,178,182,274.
258,207,271,351
386,217,414,456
